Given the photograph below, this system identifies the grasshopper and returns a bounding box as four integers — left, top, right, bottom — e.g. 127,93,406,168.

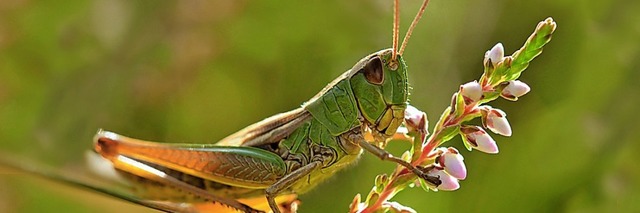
71,1,437,212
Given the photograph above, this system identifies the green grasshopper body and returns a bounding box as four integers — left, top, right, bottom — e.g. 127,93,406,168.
93,49,434,212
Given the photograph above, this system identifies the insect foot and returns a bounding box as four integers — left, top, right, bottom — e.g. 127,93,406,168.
416,165,442,187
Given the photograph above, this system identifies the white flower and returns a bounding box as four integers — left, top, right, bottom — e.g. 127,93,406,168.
486,43,505,66
483,108,512,136
383,201,417,213
462,126,499,154
460,81,483,103
440,148,467,180
501,80,531,100
404,105,428,134
429,168,460,191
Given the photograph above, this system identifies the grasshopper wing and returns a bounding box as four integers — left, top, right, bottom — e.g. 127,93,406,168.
216,107,312,147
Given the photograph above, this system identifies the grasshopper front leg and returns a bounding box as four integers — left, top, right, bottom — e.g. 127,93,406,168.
358,140,440,186
359,105,442,187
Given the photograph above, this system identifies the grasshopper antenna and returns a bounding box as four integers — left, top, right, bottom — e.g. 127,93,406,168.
399,0,431,56
391,0,400,62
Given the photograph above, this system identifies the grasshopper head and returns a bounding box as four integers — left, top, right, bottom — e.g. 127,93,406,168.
347,0,429,141
350,49,409,139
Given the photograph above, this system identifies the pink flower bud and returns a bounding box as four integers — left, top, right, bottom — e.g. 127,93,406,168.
404,105,428,135
440,148,467,180
501,80,531,100
460,81,483,103
483,108,512,136
487,43,505,66
461,126,499,154
429,168,460,191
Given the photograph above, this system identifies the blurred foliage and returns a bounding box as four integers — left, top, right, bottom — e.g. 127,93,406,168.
0,0,639,212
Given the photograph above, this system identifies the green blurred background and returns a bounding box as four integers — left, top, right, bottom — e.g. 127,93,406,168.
1,0,639,212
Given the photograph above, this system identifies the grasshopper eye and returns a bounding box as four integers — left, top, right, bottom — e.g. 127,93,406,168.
362,57,384,85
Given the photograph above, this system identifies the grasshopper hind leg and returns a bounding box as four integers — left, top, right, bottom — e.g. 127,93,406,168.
108,154,263,213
